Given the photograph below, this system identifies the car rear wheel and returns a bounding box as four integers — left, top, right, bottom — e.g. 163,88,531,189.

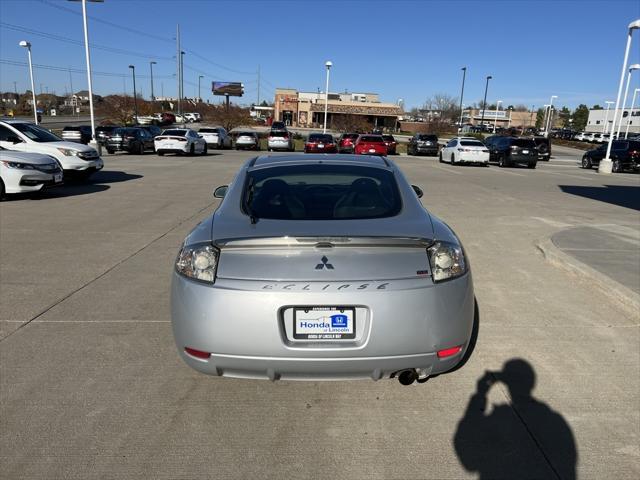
527,162,537,169
0,179,5,200
202,144,207,155
439,152,443,163
451,153,456,164
158,150,164,156
612,159,623,173
581,156,592,169
106,148,115,154
189,144,195,156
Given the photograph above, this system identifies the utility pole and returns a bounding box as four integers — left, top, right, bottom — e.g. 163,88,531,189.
176,24,181,116
180,51,185,115
13,81,17,95
257,64,260,105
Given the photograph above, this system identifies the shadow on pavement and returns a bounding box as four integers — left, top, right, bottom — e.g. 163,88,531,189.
86,170,143,184
560,184,640,211
454,359,577,479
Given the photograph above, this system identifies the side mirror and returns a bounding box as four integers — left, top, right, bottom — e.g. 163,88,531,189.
8,135,22,144
412,185,423,198
213,185,228,198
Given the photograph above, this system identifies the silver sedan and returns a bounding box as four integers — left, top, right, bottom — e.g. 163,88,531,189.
171,154,476,385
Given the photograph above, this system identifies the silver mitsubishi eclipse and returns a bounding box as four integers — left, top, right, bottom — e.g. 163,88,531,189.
171,154,476,385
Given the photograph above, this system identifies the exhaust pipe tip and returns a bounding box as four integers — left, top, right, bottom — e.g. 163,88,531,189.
398,369,418,386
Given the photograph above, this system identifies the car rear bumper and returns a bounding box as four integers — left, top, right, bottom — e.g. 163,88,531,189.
171,272,475,381
459,153,489,163
155,142,189,153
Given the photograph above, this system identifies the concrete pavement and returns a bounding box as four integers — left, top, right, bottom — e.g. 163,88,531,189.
1,149,638,479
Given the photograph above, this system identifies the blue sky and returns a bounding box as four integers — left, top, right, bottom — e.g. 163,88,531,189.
0,0,638,110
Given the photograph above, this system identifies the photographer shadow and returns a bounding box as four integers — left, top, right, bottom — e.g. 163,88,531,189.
454,359,577,479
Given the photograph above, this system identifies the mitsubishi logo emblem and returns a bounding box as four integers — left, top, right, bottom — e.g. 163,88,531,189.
315,256,334,270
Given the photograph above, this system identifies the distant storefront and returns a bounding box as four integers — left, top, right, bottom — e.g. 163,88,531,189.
273,88,403,130
585,108,639,133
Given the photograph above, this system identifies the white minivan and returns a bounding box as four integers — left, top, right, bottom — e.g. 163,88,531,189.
0,120,103,180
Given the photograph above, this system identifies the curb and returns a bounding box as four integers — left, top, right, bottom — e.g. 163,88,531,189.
536,238,640,316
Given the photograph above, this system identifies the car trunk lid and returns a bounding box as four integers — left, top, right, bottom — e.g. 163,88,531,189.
215,236,432,282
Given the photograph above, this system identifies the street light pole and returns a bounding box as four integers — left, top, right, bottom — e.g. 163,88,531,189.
624,88,639,139
493,100,502,133
68,0,103,144
458,67,467,131
129,65,138,122
544,95,557,137
18,41,38,124
602,101,614,133
615,64,640,138
323,60,332,134
198,75,203,103
479,75,492,130
150,61,156,103
601,19,640,174
507,107,513,128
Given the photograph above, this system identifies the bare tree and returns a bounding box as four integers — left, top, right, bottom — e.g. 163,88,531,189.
331,114,372,133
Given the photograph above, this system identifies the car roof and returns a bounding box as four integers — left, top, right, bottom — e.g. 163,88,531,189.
0,119,32,125
250,154,391,170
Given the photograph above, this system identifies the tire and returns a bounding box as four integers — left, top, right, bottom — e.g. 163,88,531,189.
202,144,207,155
451,153,456,165
106,148,115,155
498,154,507,168
581,156,592,169
527,162,537,169
612,159,623,173
0,179,5,200
137,142,144,155
189,144,195,156
158,150,164,156
439,152,443,163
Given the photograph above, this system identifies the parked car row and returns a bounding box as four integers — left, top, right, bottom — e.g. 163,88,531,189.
580,140,640,172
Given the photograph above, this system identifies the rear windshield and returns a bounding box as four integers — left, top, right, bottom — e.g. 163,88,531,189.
237,132,256,137
270,131,289,138
460,140,485,147
342,134,359,140
382,135,395,141
162,129,186,136
244,164,401,220
512,139,536,148
199,128,219,133
417,135,437,141
63,126,81,131
308,134,333,142
359,135,384,142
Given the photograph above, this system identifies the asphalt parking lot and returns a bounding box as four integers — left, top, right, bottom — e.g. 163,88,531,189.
1,149,638,479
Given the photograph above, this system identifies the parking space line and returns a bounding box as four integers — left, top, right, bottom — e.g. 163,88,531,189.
429,164,465,175
483,168,526,177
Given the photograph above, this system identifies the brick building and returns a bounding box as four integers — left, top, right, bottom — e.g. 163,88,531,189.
273,88,403,130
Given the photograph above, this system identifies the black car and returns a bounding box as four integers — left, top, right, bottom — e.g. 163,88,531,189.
485,136,537,168
407,134,439,156
105,127,155,154
531,136,551,160
581,140,640,172
138,124,162,138
270,121,287,132
61,125,92,144
95,125,120,146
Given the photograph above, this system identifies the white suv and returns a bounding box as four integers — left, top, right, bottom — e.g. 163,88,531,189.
0,120,103,180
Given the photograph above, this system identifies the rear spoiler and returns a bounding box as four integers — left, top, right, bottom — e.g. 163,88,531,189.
214,236,434,249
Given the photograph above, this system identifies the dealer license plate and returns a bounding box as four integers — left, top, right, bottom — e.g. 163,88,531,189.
318,144,325,148
293,306,355,340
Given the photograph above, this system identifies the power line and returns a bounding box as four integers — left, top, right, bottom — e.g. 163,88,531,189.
1,59,173,79
39,0,174,43
183,48,256,76
0,22,173,61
